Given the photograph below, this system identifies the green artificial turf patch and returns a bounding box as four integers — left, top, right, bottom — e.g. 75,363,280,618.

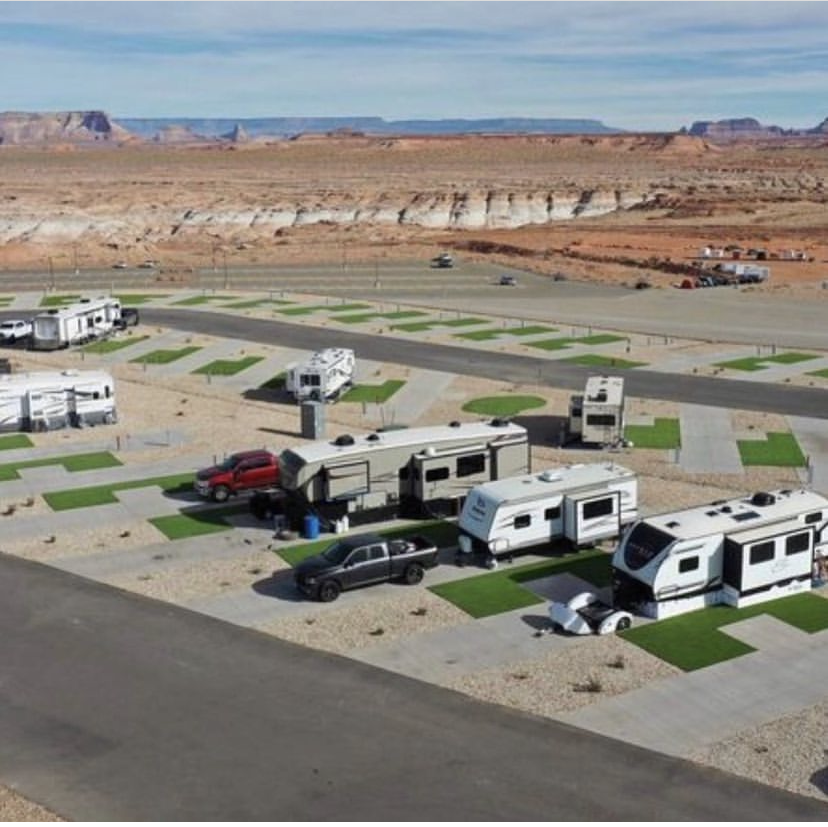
455,325,558,341
737,431,807,467
172,295,241,306
259,372,286,390
561,354,647,369
222,298,294,309
277,519,458,567
461,395,546,417
43,472,194,511
130,346,202,365
0,434,34,451
622,593,828,671
334,310,428,324
83,335,150,354
341,380,406,403
806,368,828,379
113,294,170,305
624,418,681,449
0,451,122,482
150,504,247,540
391,317,488,333
191,356,264,376
430,550,610,619
39,294,81,307
715,352,820,372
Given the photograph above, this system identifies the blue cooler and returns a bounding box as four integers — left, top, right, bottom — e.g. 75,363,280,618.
303,513,320,540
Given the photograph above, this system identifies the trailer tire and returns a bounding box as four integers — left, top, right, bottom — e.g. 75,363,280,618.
318,580,341,602
211,485,231,503
615,617,631,632
403,563,425,585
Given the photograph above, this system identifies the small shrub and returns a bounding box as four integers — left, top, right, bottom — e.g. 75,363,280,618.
21,497,35,508
607,655,626,670
2,504,16,516
410,607,428,616
369,627,385,636
510,671,530,681
573,675,603,693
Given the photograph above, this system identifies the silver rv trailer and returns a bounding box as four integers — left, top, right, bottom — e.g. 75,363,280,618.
31,296,123,350
0,369,117,432
568,375,625,446
612,488,828,619
278,419,529,527
458,463,637,560
285,348,355,402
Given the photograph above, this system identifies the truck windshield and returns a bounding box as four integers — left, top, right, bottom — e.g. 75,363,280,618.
623,523,675,570
279,449,305,487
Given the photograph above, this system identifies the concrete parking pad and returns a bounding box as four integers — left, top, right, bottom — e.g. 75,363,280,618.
679,404,743,474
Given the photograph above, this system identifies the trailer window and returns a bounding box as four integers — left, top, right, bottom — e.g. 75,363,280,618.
425,466,449,482
104,386,110,398
583,497,614,519
678,556,699,573
805,511,823,524
586,414,616,427
749,541,775,565
514,514,531,530
785,532,810,556
457,454,485,478
624,523,674,570
544,505,561,521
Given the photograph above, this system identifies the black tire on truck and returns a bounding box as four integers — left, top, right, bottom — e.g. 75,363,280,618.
212,485,231,503
318,580,341,603
403,563,425,585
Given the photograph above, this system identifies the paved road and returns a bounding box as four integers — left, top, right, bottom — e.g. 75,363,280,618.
138,307,828,420
2,553,826,821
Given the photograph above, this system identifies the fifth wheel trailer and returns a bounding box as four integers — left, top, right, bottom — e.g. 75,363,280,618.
0,370,117,432
31,296,123,350
285,348,355,402
457,462,637,560
612,488,828,619
275,419,529,528
568,375,625,447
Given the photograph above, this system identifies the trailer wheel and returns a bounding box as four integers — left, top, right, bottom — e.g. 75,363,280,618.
403,563,425,585
615,617,631,632
318,580,341,602
211,485,231,503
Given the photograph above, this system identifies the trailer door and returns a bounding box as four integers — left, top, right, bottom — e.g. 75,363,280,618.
323,460,369,501
564,490,621,547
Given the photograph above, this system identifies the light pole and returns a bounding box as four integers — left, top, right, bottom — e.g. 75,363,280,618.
223,250,229,291
72,244,79,275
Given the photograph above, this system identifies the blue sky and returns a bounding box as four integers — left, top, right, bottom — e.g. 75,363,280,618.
1,1,826,131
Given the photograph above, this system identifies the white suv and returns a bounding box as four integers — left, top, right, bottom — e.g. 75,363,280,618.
0,319,32,344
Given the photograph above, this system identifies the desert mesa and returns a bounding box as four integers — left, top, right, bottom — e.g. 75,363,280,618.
1,109,827,291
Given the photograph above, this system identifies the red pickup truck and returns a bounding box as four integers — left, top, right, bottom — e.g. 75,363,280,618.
194,449,279,502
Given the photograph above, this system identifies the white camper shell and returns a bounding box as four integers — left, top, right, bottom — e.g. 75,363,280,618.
278,419,529,527
569,375,625,446
458,463,637,559
285,348,355,402
0,369,117,432
32,297,123,350
612,488,828,619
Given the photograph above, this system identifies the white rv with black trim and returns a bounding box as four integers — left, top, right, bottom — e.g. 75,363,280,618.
0,369,117,432
612,488,828,619
457,463,637,560
277,419,529,528
285,347,355,402
31,296,123,350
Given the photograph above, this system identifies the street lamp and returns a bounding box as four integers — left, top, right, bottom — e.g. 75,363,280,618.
223,250,229,290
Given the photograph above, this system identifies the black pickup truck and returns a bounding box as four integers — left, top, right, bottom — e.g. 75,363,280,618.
293,532,440,602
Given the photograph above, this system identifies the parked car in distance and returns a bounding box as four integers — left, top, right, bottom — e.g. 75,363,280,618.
0,319,32,345
138,259,159,269
549,591,632,635
431,253,454,269
194,449,279,502
498,274,517,286
293,532,440,602
111,261,128,269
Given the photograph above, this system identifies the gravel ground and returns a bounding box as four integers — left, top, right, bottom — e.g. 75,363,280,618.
0,786,63,821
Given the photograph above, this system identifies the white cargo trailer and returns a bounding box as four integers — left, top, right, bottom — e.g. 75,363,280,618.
31,296,123,350
457,462,637,560
612,488,828,619
568,375,626,446
0,369,117,432
285,348,355,402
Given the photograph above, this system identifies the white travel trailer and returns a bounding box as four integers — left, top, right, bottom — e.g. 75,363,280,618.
31,296,123,351
718,262,770,282
285,348,355,402
0,369,117,432
277,419,529,527
457,463,637,560
612,488,828,619
569,375,626,446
